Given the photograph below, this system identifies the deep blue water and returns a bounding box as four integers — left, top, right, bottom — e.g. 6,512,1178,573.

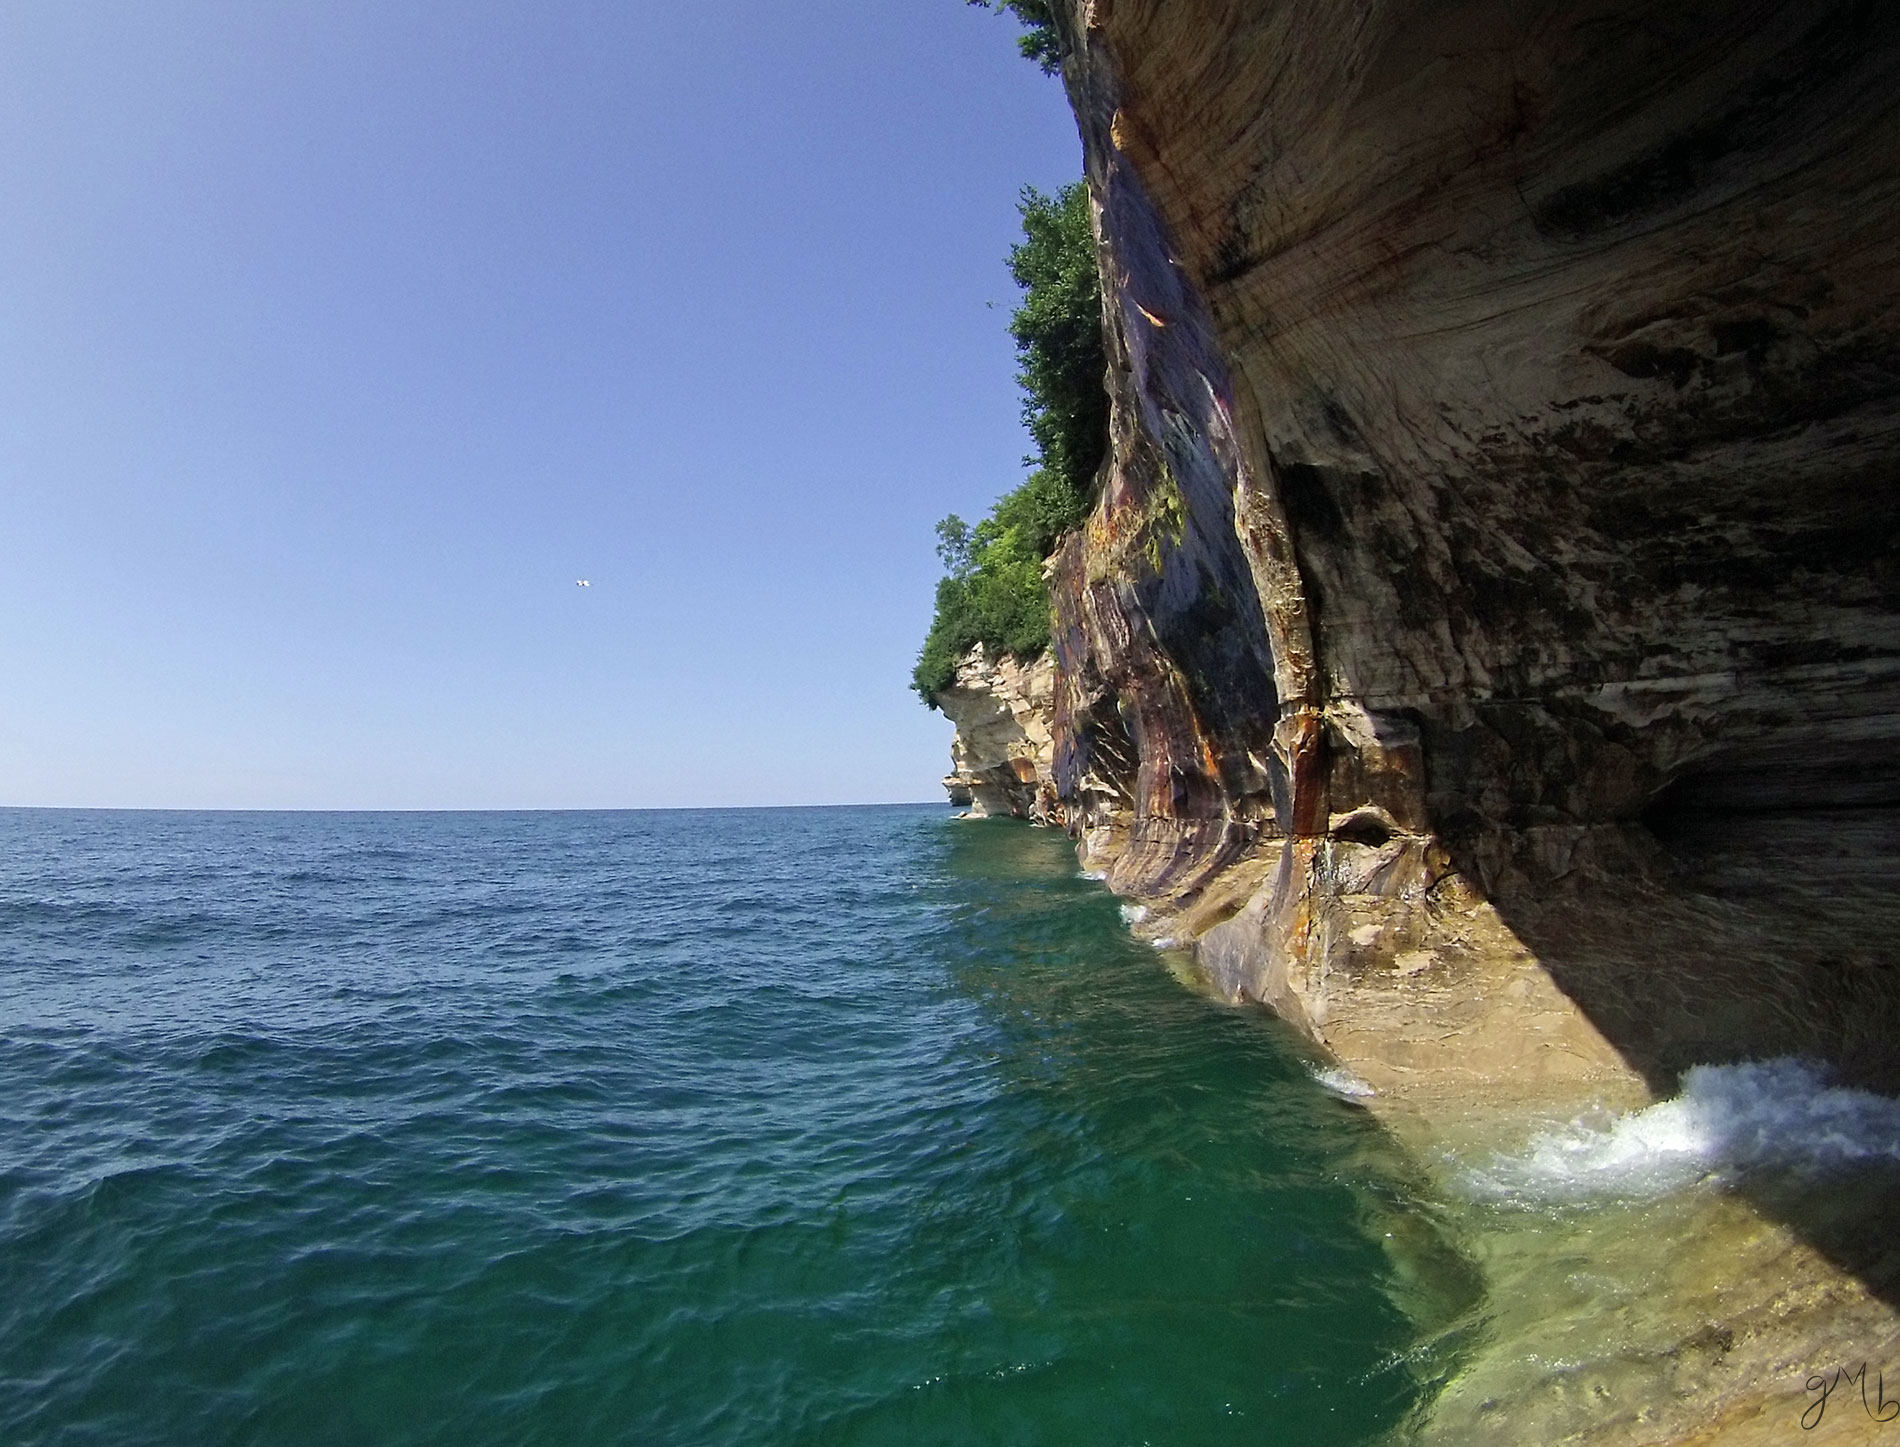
0,806,1442,1444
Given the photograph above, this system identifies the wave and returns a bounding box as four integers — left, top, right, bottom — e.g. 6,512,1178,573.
1460,1057,1900,1204
1309,1065,1378,1100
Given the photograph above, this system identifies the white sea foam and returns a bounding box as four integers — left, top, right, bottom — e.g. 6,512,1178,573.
1310,1066,1378,1100
1119,904,1148,926
1461,1058,1900,1205
1150,936,1179,951
1077,869,1108,881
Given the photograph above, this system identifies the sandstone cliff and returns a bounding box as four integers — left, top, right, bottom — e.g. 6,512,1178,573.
932,645,1061,821
937,1,1900,1439
1035,0,1900,1100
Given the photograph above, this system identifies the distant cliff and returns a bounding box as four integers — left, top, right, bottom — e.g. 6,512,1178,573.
933,645,1061,821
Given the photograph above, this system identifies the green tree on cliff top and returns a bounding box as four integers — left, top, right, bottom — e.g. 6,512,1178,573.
912,179,1108,704
966,0,1062,75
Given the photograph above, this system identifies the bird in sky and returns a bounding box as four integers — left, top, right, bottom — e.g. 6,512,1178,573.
575,579,590,588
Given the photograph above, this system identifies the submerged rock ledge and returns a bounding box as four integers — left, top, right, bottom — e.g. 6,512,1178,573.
937,1,1900,1438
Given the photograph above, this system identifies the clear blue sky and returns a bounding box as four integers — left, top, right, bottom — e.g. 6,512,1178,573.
0,1,1080,808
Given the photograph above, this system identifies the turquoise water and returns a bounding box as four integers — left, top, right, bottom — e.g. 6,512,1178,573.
0,806,1445,1444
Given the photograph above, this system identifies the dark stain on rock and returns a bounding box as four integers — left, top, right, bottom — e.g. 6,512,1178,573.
1275,462,1348,546
1533,0,1885,238
1712,315,1780,359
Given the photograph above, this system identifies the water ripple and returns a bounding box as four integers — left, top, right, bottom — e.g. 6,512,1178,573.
0,806,1440,1445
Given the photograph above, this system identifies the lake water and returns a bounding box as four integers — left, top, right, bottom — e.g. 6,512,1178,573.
0,806,1459,1445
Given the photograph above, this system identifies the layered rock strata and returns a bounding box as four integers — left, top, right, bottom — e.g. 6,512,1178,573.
1038,0,1900,1103
932,646,1061,821
934,1,1900,1438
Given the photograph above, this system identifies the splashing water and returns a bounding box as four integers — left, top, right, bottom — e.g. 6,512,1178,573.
1310,1066,1378,1101
1461,1058,1900,1204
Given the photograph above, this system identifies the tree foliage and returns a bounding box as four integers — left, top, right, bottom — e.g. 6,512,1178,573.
1008,184,1110,498
965,0,1062,75
913,181,1107,704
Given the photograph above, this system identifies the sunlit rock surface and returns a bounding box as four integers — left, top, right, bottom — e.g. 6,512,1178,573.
933,646,1060,821
1010,1,1900,1438
1035,0,1900,1089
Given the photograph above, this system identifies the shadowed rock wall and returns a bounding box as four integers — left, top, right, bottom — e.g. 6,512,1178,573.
1037,0,1900,1093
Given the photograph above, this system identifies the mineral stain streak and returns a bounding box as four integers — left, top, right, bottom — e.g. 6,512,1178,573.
934,0,1900,1438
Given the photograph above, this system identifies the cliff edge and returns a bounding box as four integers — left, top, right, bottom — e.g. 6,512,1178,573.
1038,0,1900,1093
933,645,1061,821
936,1,1900,1438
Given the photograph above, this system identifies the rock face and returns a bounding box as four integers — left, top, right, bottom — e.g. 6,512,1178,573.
1023,0,1900,1099
987,3,1900,1437
932,646,1061,822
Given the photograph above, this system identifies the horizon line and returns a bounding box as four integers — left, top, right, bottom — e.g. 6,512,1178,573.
0,799,952,816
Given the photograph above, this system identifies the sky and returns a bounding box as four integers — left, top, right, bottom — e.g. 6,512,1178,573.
0,0,1081,809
